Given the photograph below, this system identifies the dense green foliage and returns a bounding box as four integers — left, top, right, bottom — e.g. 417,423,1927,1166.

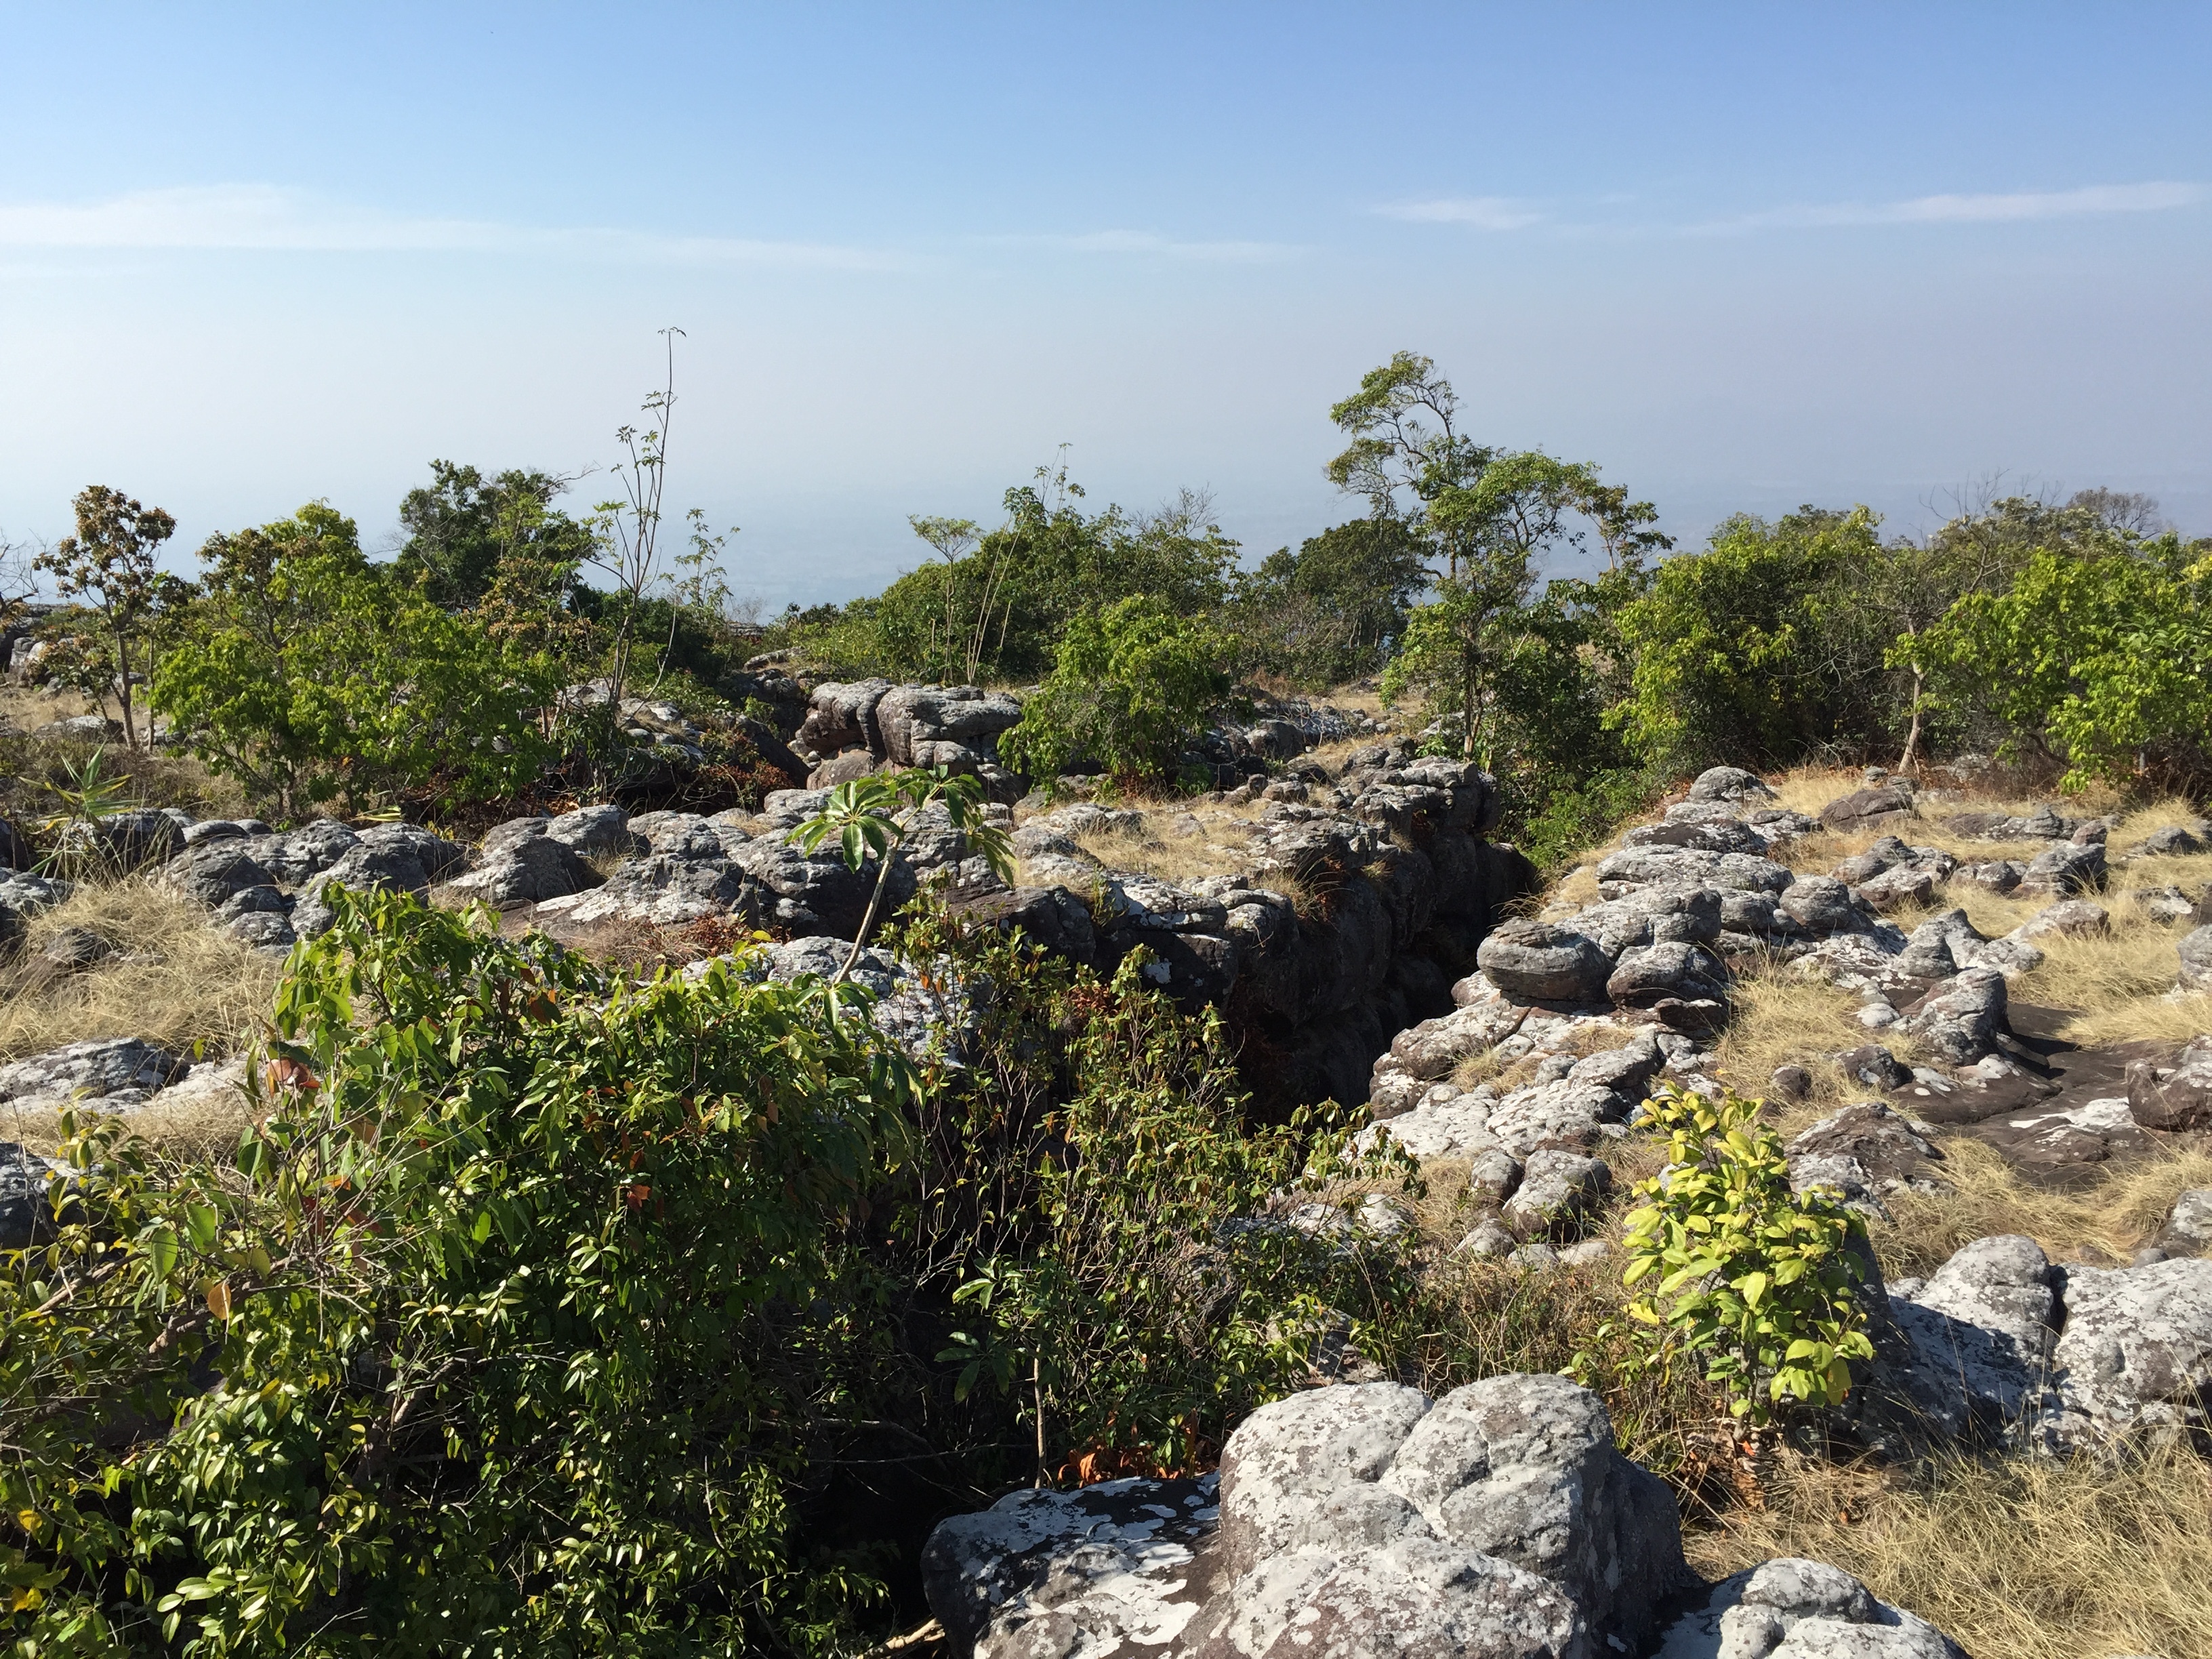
0,887,1408,1653
1622,1086,1876,1426
792,472,1240,685
1915,537,2212,790
1230,517,1430,687
149,505,564,819
998,597,1238,785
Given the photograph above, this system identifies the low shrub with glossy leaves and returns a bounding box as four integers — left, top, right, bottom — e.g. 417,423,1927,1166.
0,884,916,1657
1620,1084,1876,1426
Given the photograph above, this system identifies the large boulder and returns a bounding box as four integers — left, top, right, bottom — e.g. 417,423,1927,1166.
163,840,276,909
2178,925,2212,991
445,834,602,907
58,807,183,869
1475,920,1612,1003
241,819,360,886
2018,840,2106,897
289,830,459,938
1685,766,1776,804
2047,1256,2212,1450
795,678,894,758
1777,876,1870,936
0,1038,189,1112
2125,1036,2212,1130
1886,1235,2059,1435
920,1476,1223,1659
1820,784,1914,832
1208,1374,1685,1658
1656,1558,1967,1658
2156,1189,2212,1256
1898,968,2007,1064
1604,940,1728,1008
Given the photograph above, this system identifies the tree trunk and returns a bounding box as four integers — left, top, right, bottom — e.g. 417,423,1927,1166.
1897,666,1926,775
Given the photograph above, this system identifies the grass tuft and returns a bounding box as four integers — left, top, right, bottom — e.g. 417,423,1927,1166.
1687,1441,2212,1659
1,874,280,1074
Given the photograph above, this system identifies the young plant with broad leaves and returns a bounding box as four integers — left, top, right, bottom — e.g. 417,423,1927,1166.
787,767,1014,979
1620,1084,1876,1427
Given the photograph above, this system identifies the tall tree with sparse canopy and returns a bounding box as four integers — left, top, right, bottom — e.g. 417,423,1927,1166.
34,485,180,750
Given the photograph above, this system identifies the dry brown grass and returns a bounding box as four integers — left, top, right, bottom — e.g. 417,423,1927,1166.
1069,824,1255,884
0,876,280,1068
1872,1136,2212,1279
1713,964,1927,1107
1687,1443,2212,1659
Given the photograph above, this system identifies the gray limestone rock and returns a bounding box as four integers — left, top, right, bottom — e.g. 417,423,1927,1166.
2047,1255,2212,1450
445,834,602,907
1605,940,1728,1008
1887,1235,2059,1435
0,1038,189,1112
2014,899,2109,941
1899,968,2007,1064
1376,1374,1685,1654
1778,876,1871,937
1500,1149,1612,1240
2125,1037,2212,1130
164,840,276,908
1474,920,1612,1003
1216,1382,1436,1580
920,1475,1221,1659
1685,766,1776,804
2177,924,2212,991
1195,1538,1584,1659
1656,1558,1967,1658
2155,1188,2212,1256
2019,840,2106,896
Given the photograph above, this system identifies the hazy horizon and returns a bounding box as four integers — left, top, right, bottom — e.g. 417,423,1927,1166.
5,3,2208,607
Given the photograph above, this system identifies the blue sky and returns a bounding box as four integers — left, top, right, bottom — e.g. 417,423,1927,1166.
3,3,2209,607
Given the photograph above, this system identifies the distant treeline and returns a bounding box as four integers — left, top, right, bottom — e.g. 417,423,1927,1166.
12,350,2209,858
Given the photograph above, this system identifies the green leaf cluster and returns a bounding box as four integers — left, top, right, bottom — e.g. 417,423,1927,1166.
1913,540,2212,791
998,596,1237,786
0,885,914,1655
148,505,565,819
1620,1085,1875,1426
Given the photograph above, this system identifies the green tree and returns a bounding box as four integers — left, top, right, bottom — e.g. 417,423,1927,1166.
1915,538,2212,790
1611,506,1890,777
150,504,561,818
1325,352,1493,579
33,485,182,750
1000,596,1236,785
1233,517,1431,687
817,467,1240,684
394,462,592,610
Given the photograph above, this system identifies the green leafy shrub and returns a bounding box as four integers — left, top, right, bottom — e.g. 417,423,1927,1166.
998,596,1235,786
150,504,563,819
1914,540,2212,792
1620,1085,1876,1426
0,886,914,1656
884,902,1415,1477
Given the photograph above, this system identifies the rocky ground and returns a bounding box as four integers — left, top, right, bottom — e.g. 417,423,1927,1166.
5,676,2212,1656
905,762,2212,1659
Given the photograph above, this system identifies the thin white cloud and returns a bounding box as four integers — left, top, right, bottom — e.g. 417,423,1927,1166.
982,228,1302,262
1375,196,1543,230
0,184,918,270
1697,180,2207,234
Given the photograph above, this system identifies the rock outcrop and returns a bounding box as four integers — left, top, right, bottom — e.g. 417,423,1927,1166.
922,1374,1690,1659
